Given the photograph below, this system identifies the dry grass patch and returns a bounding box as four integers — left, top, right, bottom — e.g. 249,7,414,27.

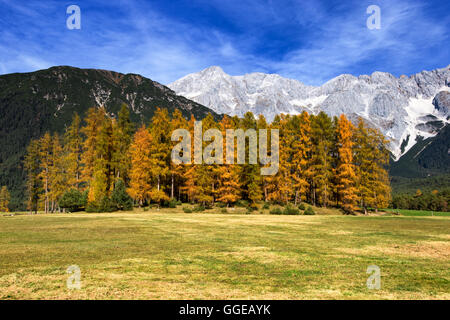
338,241,450,260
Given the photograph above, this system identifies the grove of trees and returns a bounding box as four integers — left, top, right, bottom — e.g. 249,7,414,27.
391,189,449,212
24,105,391,214
0,186,10,212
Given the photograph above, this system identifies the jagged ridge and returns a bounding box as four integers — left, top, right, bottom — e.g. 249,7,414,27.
169,65,450,160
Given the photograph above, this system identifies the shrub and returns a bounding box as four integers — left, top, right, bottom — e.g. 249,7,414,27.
99,196,115,212
161,200,169,208
151,189,170,207
59,189,87,212
167,199,178,208
270,207,283,215
176,200,182,206
86,196,115,213
204,203,213,210
262,202,270,210
283,205,300,215
193,205,206,212
216,202,226,208
304,206,315,215
85,202,98,213
183,207,193,213
298,203,306,210
220,208,228,214
111,179,133,211
246,205,257,214
236,200,249,207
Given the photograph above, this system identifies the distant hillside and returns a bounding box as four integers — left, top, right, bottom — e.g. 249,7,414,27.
0,66,219,210
390,124,450,194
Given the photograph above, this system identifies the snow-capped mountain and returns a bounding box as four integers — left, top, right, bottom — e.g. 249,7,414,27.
169,66,450,160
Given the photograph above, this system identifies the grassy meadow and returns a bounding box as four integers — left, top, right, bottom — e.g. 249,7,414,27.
0,206,449,300
384,208,450,217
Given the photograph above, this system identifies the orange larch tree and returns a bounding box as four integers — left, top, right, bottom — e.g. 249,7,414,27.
128,125,153,207
336,114,358,214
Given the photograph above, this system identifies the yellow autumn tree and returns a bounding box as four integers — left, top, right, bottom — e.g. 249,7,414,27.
310,112,333,207
81,107,106,188
367,127,391,212
148,108,171,204
336,114,358,214
64,113,83,189
38,132,52,213
128,125,153,207
169,109,188,200
256,114,270,202
354,118,391,214
0,186,10,212
239,112,262,206
49,133,67,212
266,114,290,204
198,113,218,204
182,115,199,203
112,104,133,182
216,115,241,206
24,139,41,214
88,115,114,206
291,112,312,205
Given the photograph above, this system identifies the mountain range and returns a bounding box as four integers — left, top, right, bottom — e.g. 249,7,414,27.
169,65,450,160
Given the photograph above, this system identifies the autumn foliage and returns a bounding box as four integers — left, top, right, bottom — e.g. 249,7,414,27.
24,106,391,214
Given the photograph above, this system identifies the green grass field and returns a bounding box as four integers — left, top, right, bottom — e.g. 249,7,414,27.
0,208,449,299
384,208,450,217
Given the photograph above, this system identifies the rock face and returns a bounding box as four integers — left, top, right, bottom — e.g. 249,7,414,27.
433,91,450,117
169,65,450,159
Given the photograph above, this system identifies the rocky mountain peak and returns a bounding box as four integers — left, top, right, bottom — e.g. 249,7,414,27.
169,65,450,160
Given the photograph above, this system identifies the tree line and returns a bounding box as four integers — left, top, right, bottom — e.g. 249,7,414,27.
391,189,449,212
23,105,391,214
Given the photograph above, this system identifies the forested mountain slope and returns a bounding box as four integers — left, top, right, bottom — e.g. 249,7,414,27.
0,66,219,209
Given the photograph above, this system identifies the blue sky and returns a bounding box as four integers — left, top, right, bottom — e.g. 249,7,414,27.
0,0,448,85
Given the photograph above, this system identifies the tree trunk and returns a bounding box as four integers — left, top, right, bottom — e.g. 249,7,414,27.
171,174,174,199
45,169,48,214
